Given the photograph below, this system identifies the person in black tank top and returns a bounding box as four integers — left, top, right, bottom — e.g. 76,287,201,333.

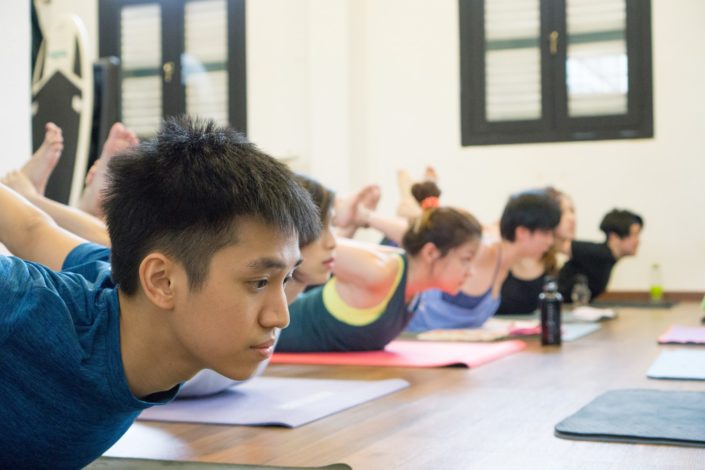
496,187,575,315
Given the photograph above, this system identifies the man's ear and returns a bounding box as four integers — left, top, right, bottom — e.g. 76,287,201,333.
138,253,178,310
420,242,441,263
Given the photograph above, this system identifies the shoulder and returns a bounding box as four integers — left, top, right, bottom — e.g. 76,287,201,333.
0,257,80,343
571,240,607,257
1,255,112,329
63,242,111,269
473,239,500,266
62,243,113,286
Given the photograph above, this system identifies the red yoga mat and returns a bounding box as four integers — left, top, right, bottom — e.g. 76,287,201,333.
271,339,526,368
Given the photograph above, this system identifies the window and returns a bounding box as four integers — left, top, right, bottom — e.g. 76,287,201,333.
459,0,652,145
99,0,246,139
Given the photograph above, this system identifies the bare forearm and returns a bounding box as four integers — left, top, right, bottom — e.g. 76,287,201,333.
360,210,409,246
25,193,111,247
0,183,85,269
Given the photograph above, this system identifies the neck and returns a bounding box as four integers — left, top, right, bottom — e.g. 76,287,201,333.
404,256,432,302
499,239,522,270
606,237,622,259
118,290,198,398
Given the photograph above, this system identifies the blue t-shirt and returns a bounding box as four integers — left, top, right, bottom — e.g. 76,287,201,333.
0,244,178,469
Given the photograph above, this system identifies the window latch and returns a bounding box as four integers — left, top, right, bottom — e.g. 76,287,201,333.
549,31,559,55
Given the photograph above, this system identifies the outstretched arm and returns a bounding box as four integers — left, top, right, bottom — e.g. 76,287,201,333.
0,183,86,270
2,171,110,247
330,237,402,308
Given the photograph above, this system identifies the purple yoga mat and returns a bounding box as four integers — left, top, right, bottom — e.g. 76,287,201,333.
138,376,409,428
657,325,705,344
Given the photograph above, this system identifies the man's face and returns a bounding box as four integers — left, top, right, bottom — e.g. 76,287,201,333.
618,223,641,257
518,228,555,257
170,218,300,380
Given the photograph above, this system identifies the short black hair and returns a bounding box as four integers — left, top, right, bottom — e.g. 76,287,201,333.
599,209,643,239
500,192,561,241
294,174,335,246
103,116,320,295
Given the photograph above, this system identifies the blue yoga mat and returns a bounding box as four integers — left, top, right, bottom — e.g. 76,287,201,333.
647,350,705,381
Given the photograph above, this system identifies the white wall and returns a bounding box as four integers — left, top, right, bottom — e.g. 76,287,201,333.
345,0,705,292
29,0,705,292
0,2,30,175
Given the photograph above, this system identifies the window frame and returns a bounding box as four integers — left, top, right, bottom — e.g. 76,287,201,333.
459,0,653,146
99,0,247,134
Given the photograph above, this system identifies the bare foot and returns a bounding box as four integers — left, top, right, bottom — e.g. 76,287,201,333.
2,170,39,198
396,169,421,221
423,166,438,183
334,183,380,228
397,169,413,199
79,122,139,218
359,184,381,212
22,122,63,195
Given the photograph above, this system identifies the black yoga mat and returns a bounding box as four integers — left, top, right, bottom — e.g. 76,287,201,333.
555,389,705,447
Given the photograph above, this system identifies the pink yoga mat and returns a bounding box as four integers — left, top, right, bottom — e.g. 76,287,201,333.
271,339,526,368
658,325,705,345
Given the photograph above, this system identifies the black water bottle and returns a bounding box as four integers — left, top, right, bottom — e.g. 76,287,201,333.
539,278,563,345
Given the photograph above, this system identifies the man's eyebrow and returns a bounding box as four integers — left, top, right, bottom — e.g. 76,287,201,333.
247,257,303,271
247,257,288,271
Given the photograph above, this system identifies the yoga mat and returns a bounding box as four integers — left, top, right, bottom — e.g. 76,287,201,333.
270,339,526,368
566,306,616,322
647,350,705,381
138,376,408,428
591,299,676,309
562,323,601,341
555,389,705,447
658,325,705,344
415,321,599,343
88,457,350,470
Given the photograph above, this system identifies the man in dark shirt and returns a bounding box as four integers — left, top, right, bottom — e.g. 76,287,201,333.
558,209,643,301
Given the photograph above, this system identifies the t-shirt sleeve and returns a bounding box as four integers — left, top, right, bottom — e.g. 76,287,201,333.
0,255,97,344
62,243,113,285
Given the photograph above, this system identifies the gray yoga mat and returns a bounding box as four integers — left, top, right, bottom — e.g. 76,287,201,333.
88,457,351,470
555,389,705,447
562,323,601,341
591,299,676,309
139,376,409,428
647,350,705,381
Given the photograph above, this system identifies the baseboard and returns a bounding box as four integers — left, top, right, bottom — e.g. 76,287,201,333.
599,291,705,302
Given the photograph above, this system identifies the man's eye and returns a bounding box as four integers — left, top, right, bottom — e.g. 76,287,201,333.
253,279,268,289
283,274,294,286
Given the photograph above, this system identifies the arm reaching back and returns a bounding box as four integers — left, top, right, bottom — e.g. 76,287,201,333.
0,183,86,270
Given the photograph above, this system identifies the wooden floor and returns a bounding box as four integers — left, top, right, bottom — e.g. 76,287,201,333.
105,303,705,469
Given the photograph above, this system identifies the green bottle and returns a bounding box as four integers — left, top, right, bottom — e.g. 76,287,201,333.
649,263,663,302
